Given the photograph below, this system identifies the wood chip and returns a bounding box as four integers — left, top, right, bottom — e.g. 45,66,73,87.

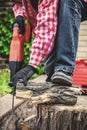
16,90,33,99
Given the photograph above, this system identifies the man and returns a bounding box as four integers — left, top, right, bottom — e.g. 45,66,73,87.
12,0,87,87
10,0,58,86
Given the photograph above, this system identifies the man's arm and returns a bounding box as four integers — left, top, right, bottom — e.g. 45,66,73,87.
12,0,58,87
13,3,28,19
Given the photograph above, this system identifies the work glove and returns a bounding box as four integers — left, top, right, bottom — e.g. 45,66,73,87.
12,65,37,87
13,15,25,35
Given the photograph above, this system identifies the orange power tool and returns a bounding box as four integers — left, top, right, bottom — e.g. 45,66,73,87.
9,21,31,86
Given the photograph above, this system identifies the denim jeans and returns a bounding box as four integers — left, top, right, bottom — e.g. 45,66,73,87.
44,0,87,76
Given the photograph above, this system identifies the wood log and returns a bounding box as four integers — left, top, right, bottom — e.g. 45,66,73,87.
16,82,82,105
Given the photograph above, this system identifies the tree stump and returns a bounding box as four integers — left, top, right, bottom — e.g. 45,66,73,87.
16,82,87,130
35,97,87,130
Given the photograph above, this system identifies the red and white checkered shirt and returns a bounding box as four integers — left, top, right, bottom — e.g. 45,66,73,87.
13,0,58,67
29,0,58,67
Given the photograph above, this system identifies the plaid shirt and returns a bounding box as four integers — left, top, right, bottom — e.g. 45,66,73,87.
30,0,58,67
13,0,58,67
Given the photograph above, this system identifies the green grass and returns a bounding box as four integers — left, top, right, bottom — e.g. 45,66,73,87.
0,69,12,97
0,65,44,98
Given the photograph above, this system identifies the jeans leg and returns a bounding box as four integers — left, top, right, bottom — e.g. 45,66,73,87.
44,44,56,77
55,0,84,75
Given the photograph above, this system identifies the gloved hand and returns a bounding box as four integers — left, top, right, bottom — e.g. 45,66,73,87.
13,15,25,35
12,65,37,87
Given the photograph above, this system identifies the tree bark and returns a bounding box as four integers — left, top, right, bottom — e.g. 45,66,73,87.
35,102,87,130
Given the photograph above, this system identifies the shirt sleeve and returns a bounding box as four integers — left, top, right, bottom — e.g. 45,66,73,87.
13,3,28,19
29,0,58,67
